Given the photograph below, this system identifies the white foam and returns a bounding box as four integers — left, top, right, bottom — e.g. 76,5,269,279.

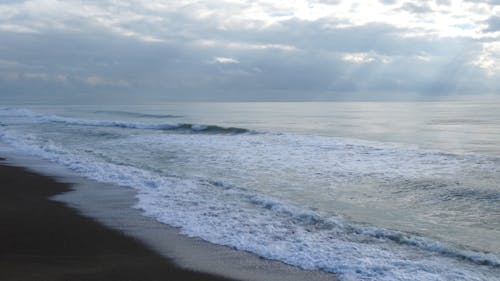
191,124,208,131
1,128,499,281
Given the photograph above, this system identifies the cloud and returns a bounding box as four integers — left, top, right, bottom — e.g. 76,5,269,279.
435,0,451,5
379,0,398,4
342,53,375,64
0,59,28,68
85,75,129,87
0,24,38,33
212,57,239,64
194,39,298,52
398,2,433,14
342,52,392,64
0,0,499,103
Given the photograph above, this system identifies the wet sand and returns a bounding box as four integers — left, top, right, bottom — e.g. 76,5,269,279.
0,161,236,281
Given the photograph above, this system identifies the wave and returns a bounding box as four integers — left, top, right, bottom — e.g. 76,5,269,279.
1,129,499,280
208,180,500,268
0,108,250,134
93,110,182,119
49,117,251,134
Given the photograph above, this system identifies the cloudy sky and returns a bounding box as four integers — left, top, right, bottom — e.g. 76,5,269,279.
1,0,500,103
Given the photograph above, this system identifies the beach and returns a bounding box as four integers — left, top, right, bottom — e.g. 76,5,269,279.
0,153,337,281
0,104,499,280
3,0,500,278
0,160,237,281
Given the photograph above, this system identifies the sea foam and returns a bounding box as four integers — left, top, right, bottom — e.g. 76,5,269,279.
1,127,499,281
1,108,499,281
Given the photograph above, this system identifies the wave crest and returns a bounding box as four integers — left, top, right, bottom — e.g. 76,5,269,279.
0,108,250,134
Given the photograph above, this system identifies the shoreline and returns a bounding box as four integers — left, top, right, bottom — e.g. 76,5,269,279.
0,153,337,281
0,160,236,281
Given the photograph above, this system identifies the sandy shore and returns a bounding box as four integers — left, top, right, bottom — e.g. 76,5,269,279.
0,149,337,281
0,160,236,281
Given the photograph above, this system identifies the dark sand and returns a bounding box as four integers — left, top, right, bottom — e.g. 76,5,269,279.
0,162,236,281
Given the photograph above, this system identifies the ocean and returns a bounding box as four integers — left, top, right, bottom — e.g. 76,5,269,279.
0,102,499,281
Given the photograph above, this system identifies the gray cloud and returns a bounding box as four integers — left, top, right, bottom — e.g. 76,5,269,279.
380,0,398,4
0,0,499,103
398,2,433,14
434,0,451,5
485,16,500,32
465,0,500,4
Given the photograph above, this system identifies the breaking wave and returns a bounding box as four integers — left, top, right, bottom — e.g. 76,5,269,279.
0,108,250,134
1,106,499,280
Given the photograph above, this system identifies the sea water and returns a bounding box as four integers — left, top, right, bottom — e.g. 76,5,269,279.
0,102,499,281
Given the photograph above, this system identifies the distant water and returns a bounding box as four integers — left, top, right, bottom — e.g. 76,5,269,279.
1,102,499,281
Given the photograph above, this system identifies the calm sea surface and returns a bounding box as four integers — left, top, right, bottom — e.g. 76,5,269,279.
1,101,499,280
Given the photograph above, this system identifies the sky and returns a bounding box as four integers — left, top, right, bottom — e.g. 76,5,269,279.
1,0,500,103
